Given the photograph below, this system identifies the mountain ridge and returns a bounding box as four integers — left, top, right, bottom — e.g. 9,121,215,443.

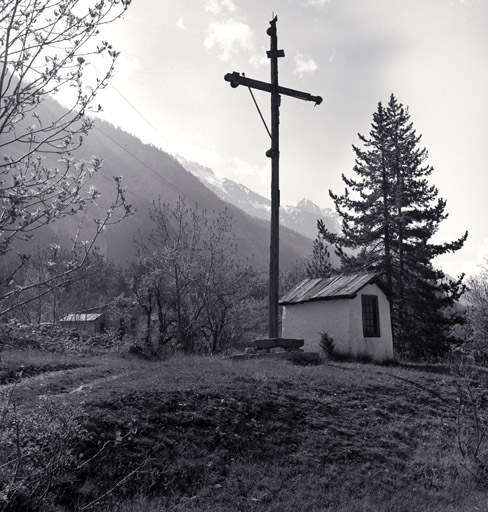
5,95,335,271
176,156,340,241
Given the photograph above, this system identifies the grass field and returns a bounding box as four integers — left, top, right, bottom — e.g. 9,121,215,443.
1,350,488,511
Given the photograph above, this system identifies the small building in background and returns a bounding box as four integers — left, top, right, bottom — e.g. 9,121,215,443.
279,273,393,362
60,310,106,333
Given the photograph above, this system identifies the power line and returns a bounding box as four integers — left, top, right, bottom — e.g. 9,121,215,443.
90,62,181,156
89,62,210,208
93,124,201,205
97,170,153,210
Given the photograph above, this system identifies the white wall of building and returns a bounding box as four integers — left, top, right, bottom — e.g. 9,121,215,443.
281,283,393,361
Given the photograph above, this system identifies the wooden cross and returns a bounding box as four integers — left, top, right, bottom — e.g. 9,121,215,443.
224,16,322,340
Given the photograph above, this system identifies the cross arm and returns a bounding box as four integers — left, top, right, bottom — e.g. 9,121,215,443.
224,72,323,105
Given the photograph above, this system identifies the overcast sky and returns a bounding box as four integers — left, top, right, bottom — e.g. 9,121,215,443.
89,0,488,278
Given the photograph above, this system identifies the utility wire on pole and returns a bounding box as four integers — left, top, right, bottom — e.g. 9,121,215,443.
224,15,322,340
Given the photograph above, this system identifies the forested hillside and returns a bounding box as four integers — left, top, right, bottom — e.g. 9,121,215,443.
20,98,318,270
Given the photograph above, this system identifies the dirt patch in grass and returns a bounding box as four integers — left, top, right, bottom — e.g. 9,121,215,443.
0,362,87,385
0,351,139,407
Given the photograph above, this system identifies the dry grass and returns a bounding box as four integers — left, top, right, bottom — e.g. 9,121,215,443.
2,352,488,511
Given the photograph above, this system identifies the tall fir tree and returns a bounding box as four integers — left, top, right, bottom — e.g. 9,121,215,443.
306,233,334,279
319,94,467,358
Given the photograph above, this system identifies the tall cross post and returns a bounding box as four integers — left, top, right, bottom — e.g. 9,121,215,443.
224,16,322,340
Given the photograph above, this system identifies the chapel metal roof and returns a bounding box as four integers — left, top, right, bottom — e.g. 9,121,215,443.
60,313,103,323
279,273,389,305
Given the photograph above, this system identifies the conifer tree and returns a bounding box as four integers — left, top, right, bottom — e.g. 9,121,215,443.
306,233,334,279
319,94,467,357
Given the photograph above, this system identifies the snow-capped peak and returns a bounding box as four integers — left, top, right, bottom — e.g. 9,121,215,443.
296,198,321,214
177,156,339,239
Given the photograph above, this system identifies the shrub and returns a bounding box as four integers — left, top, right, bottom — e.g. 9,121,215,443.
0,388,85,511
319,331,375,364
454,365,488,483
319,332,335,359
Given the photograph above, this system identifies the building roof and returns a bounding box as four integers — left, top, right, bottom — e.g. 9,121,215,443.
279,273,391,306
60,313,103,323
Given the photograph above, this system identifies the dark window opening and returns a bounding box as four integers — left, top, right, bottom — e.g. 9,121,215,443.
362,295,380,337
